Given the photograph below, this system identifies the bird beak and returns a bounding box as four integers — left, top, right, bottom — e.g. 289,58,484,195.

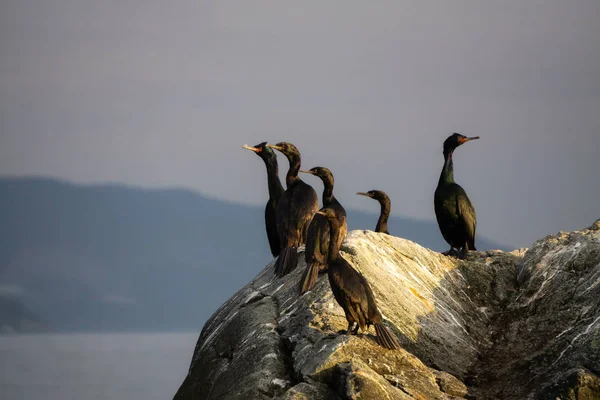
458,136,480,144
299,169,315,175
266,144,283,151
242,145,261,153
316,210,326,216
356,192,371,197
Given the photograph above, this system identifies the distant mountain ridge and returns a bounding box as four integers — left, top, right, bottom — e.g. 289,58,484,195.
0,297,48,333
0,177,507,332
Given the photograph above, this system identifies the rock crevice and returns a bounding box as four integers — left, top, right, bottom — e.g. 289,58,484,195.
175,221,600,399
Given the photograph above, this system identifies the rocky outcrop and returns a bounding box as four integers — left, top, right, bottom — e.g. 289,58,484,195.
175,220,600,399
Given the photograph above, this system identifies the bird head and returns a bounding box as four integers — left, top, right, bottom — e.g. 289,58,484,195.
443,133,479,155
357,190,388,202
300,166,333,182
266,142,299,158
242,142,277,163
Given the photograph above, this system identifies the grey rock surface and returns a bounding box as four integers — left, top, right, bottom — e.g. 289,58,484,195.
175,221,600,399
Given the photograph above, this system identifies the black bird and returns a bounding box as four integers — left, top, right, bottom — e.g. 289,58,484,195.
298,167,347,294
317,208,401,350
267,142,319,277
434,133,479,259
356,190,391,234
243,142,284,257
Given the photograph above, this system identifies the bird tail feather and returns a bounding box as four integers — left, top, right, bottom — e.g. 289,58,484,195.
299,262,322,294
275,247,298,277
374,323,401,350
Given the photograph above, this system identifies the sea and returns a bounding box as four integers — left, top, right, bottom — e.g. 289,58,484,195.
0,332,198,400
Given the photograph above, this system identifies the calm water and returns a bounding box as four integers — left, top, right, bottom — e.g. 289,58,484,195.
0,332,198,400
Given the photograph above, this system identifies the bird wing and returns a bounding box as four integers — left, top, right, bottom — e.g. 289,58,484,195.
316,215,330,259
277,182,318,247
330,199,348,250
305,213,330,265
329,262,370,309
455,186,477,248
434,186,456,246
337,213,348,249
289,183,319,246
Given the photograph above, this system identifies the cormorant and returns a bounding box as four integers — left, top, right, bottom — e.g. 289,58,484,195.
298,167,347,294
242,142,284,257
317,208,401,350
356,190,391,234
434,133,479,259
267,142,319,277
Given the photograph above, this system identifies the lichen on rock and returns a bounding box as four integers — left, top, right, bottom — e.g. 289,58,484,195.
175,222,600,399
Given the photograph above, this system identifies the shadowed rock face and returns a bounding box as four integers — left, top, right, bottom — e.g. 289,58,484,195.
175,220,600,399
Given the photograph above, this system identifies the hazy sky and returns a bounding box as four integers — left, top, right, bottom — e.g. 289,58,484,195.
1,1,598,248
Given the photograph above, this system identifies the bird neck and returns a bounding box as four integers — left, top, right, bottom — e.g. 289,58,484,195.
439,151,455,185
376,199,390,233
264,160,284,199
321,176,334,205
327,216,342,262
285,154,301,187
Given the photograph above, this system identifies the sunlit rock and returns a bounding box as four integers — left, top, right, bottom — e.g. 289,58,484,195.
175,222,600,399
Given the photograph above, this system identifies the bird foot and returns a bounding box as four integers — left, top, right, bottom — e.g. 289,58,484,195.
457,248,468,260
337,326,359,335
345,322,359,335
442,248,457,257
